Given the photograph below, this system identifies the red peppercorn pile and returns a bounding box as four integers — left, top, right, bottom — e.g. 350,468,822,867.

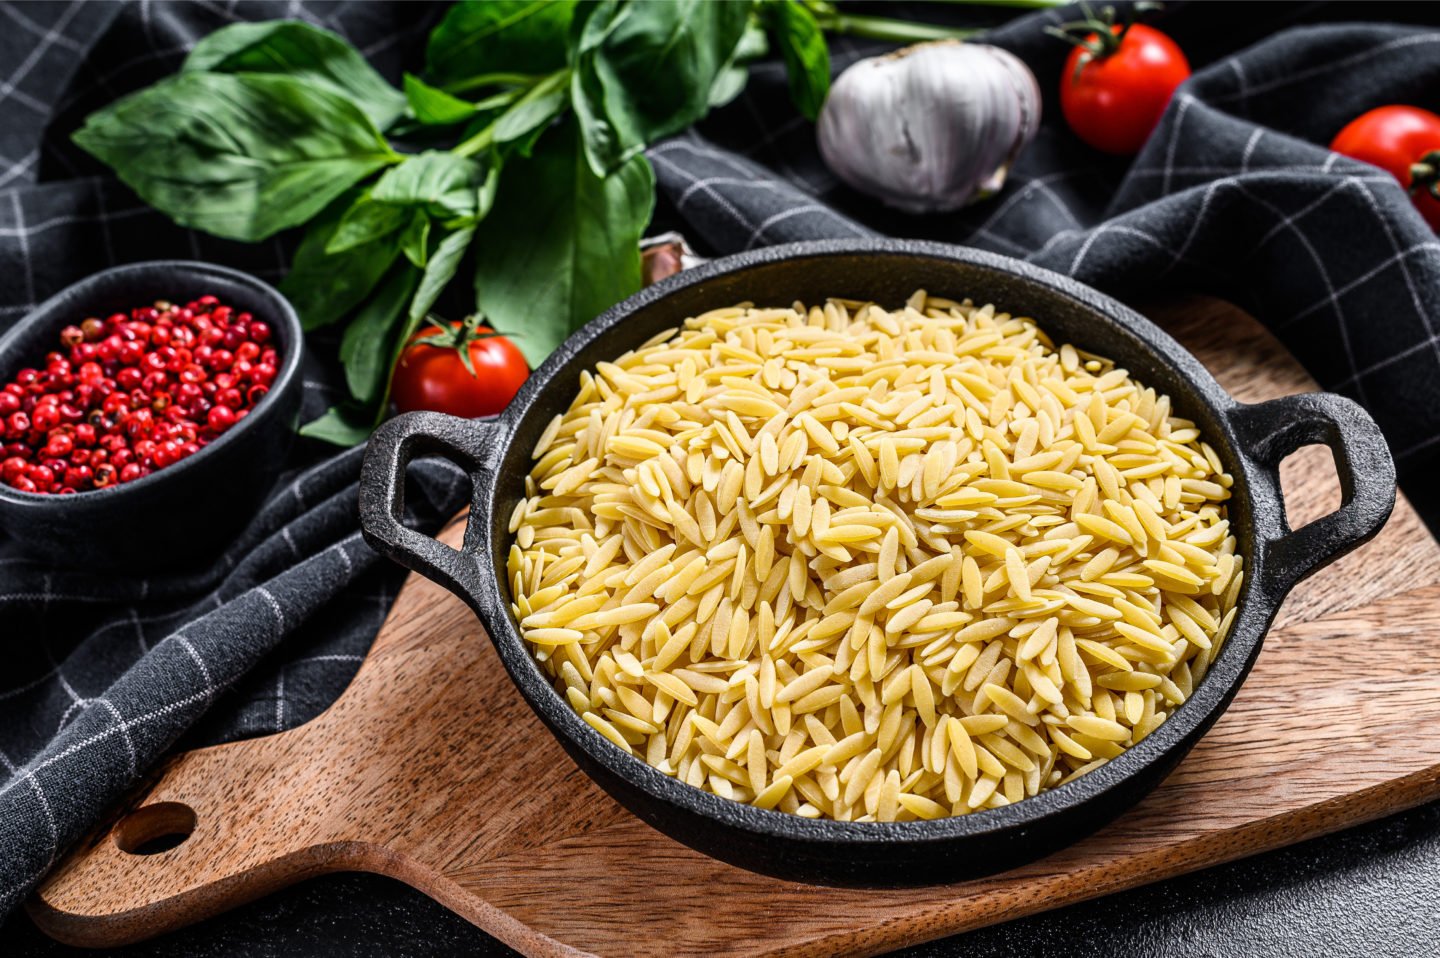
0,296,279,494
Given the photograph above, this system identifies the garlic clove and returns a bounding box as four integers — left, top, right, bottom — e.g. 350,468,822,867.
817,40,1041,215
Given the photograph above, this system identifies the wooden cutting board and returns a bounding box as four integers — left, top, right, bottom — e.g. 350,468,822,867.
29,297,1440,956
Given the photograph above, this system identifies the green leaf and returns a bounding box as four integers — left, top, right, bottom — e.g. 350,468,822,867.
299,404,378,446
326,192,412,253
183,21,407,131
280,193,400,331
709,17,769,108
342,262,421,403
73,72,396,243
403,72,480,125
767,0,829,120
474,116,654,367
400,210,431,268
578,0,752,174
372,151,491,220
426,0,578,85
492,69,570,148
409,227,477,325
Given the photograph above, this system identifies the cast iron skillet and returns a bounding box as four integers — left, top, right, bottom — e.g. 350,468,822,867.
358,240,1395,886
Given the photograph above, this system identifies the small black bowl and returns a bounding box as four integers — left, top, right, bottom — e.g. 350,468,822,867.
0,261,303,570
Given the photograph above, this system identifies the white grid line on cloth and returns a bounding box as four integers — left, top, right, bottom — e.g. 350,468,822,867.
174,634,215,693
1338,332,1440,388
1211,33,1440,105
0,150,38,191
1252,176,1359,249
1165,178,1233,274
9,192,35,308
1132,163,1341,179
93,698,137,779
0,85,49,117
737,113,808,158
1286,242,1440,325
53,41,194,117
675,175,797,209
1161,94,1196,197
55,698,89,734
281,526,301,560
1240,129,1264,173
652,138,778,186
968,226,1031,256
0,4,85,52
332,540,354,576
736,92,822,193
132,608,147,653
744,204,866,249
292,654,364,666
0,0,83,100
0,685,218,803
649,151,757,233
1346,178,1440,372
0,204,151,238
1068,223,1185,277
274,669,285,732
1234,180,1369,408
0,666,63,702
1229,58,1248,112
973,173,1084,238
1398,430,1440,460
1029,179,1083,228
256,585,286,632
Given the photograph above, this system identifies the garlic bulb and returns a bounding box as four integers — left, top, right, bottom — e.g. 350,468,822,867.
817,40,1040,215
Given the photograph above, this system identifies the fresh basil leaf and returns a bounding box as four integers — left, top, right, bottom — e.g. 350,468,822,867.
492,69,569,148
372,151,490,220
768,0,829,120
474,117,654,367
586,0,751,172
73,72,396,243
403,72,479,125
409,227,476,325
299,404,377,446
426,0,578,85
183,21,407,131
327,192,412,253
571,54,634,177
281,193,400,330
400,210,431,268
342,262,421,404
710,15,769,108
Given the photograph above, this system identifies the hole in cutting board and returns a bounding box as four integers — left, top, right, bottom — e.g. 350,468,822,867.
114,801,196,855
1279,443,1342,531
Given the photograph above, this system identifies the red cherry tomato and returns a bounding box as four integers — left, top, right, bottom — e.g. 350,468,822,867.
1060,23,1191,156
391,321,529,419
1331,105,1440,231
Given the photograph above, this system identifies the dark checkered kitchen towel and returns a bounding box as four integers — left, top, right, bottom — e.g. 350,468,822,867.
2,0,1439,917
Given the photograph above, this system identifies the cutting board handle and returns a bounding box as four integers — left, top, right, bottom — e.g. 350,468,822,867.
28,710,383,946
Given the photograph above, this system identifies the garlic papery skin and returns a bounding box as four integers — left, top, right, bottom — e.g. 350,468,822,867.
817,40,1041,215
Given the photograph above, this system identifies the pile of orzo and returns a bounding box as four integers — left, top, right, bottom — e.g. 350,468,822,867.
507,291,1241,822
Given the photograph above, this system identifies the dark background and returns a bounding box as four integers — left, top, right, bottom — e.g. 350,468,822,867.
6,2,1440,956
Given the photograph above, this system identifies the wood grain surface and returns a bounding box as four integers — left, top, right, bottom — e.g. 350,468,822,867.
29,297,1440,956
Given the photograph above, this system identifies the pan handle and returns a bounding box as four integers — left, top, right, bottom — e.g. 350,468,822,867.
359,411,507,600
1228,392,1395,602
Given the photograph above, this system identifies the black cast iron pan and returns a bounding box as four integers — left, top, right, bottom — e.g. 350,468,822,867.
358,240,1395,886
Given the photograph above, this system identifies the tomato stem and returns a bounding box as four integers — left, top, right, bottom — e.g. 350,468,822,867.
1410,150,1440,201
1044,1,1163,80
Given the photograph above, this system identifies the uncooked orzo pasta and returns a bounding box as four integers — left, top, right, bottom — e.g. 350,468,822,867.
507,291,1242,822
